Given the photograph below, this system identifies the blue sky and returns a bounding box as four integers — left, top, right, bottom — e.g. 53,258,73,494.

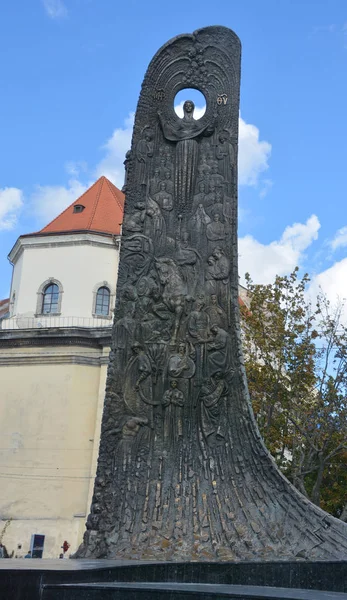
1,0,347,305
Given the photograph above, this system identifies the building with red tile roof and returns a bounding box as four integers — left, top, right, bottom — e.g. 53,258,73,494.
39,176,124,236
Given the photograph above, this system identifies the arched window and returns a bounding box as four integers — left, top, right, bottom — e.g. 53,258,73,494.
42,283,60,314
95,286,110,316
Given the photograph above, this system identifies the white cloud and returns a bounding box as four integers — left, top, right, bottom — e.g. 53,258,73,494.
329,225,347,251
0,188,23,231
259,178,273,199
42,0,67,19
94,113,134,188
65,161,88,177
238,115,271,186
30,179,87,223
309,259,347,308
239,215,320,284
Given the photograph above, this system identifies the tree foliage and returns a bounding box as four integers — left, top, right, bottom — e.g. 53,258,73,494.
240,267,347,518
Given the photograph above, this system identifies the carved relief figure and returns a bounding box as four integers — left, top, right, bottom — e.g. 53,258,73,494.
175,233,201,296
216,129,235,194
113,304,137,373
190,204,211,253
199,371,228,445
136,127,154,185
124,342,156,427
203,183,218,216
192,181,208,213
149,167,161,196
154,181,174,232
164,169,174,195
188,296,210,385
158,100,216,217
162,379,185,444
207,325,233,377
144,196,166,252
210,163,225,190
206,213,227,253
209,189,224,219
123,202,146,233
168,342,195,395
155,258,187,344
118,234,153,287
205,294,227,328
207,247,230,307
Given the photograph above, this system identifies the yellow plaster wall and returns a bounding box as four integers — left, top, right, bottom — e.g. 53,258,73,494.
0,345,109,557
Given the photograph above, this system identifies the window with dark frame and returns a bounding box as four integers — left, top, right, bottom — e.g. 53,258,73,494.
95,286,110,316
73,204,85,213
42,283,59,314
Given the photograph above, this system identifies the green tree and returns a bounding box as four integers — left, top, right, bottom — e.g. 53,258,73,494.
240,268,347,518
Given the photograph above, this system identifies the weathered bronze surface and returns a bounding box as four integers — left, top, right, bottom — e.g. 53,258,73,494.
78,26,347,561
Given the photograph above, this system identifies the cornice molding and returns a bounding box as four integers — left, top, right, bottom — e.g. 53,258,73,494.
0,354,110,367
0,327,112,349
8,232,121,265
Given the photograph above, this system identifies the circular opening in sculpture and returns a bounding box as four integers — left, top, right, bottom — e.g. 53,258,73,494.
174,89,206,120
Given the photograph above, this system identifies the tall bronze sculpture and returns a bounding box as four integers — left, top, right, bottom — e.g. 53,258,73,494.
78,26,347,561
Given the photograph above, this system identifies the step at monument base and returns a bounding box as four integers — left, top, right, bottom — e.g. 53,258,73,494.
41,581,347,600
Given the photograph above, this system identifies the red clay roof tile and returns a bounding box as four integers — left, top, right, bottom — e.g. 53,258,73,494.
40,176,124,235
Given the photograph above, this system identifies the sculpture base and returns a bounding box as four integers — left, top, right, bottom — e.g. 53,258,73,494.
1,559,347,599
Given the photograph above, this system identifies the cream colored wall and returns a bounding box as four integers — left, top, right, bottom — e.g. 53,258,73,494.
10,251,24,315
0,344,109,558
9,233,119,320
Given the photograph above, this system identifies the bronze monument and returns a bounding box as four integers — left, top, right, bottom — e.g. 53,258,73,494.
78,26,347,562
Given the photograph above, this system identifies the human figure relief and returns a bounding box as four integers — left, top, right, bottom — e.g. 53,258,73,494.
162,380,185,445
144,196,166,252
210,163,225,190
157,155,169,180
198,371,228,446
205,294,227,329
175,233,201,297
206,213,227,254
154,181,174,232
155,258,187,344
203,182,217,213
222,190,233,223
149,167,162,196
187,296,210,386
205,255,217,296
124,342,158,428
113,304,137,373
168,341,195,396
164,169,174,195
123,202,146,233
190,204,211,253
118,234,153,288
158,100,216,217
192,181,208,214
207,325,233,377
207,189,224,219
216,129,236,194
136,127,154,185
